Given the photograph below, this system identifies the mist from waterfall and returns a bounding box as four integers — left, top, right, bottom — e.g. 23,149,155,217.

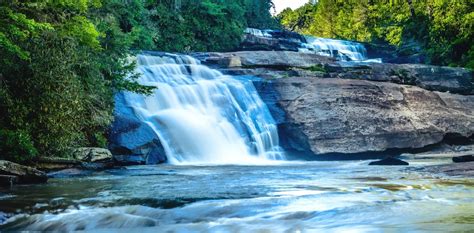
118,53,285,165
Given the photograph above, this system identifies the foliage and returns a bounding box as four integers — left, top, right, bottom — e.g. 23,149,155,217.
0,129,38,164
0,0,276,162
278,0,474,69
146,0,277,52
0,0,150,161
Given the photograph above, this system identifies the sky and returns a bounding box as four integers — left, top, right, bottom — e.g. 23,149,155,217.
272,0,308,14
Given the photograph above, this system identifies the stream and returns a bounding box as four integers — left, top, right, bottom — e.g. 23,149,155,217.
1,159,473,232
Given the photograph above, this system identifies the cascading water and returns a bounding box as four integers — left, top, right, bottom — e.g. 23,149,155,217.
301,36,381,63
243,28,381,63
119,53,284,165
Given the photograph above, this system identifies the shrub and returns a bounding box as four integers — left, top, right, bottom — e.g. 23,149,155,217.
0,129,38,164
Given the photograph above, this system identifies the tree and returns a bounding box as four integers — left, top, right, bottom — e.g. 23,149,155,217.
278,0,474,69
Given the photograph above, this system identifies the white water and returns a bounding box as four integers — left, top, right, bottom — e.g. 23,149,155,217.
243,28,382,62
301,36,381,62
119,53,284,165
244,28,272,38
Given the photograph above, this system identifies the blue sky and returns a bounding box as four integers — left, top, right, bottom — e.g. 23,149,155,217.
273,0,307,14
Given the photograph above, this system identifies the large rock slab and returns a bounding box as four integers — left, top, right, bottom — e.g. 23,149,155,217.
270,77,474,155
0,160,47,185
197,51,334,69
330,63,474,95
195,51,473,95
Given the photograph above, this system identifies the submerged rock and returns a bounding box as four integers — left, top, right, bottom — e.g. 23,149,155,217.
47,168,94,178
0,160,47,185
369,158,409,166
453,155,474,163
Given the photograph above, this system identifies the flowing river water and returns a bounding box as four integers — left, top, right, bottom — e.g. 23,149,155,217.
1,159,473,232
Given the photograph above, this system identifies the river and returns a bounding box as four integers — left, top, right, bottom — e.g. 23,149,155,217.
1,158,473,232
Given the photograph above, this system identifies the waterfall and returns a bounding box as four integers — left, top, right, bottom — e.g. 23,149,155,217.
244,28,272,38
243,28,381,63
301,36,382,63
118,53,285,165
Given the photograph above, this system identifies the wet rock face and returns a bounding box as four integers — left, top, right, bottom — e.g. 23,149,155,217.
271,77,474,155
108,94,167,165
240,30,306,52
0,160,47,185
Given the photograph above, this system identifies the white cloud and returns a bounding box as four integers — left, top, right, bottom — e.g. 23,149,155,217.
272,0,308,14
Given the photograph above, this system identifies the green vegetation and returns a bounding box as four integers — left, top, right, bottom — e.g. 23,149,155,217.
0,0,276,163
278,0,474,69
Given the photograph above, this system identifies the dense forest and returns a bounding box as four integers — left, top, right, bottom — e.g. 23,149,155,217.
0,0,276,163
278,0,474,69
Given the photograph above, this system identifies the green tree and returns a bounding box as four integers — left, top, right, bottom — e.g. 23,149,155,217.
278,0,474,69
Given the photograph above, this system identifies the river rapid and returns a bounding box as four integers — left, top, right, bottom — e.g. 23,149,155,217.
1,158,473,232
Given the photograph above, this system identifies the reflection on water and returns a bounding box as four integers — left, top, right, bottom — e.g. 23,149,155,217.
0,160,473,232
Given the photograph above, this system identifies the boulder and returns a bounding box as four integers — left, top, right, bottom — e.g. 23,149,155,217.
269,77,474,155
453,155,474,163
71,148,113,163
0,160,47,185
369,157,409,166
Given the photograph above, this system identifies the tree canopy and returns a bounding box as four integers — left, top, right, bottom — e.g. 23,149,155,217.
278,0,474,69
